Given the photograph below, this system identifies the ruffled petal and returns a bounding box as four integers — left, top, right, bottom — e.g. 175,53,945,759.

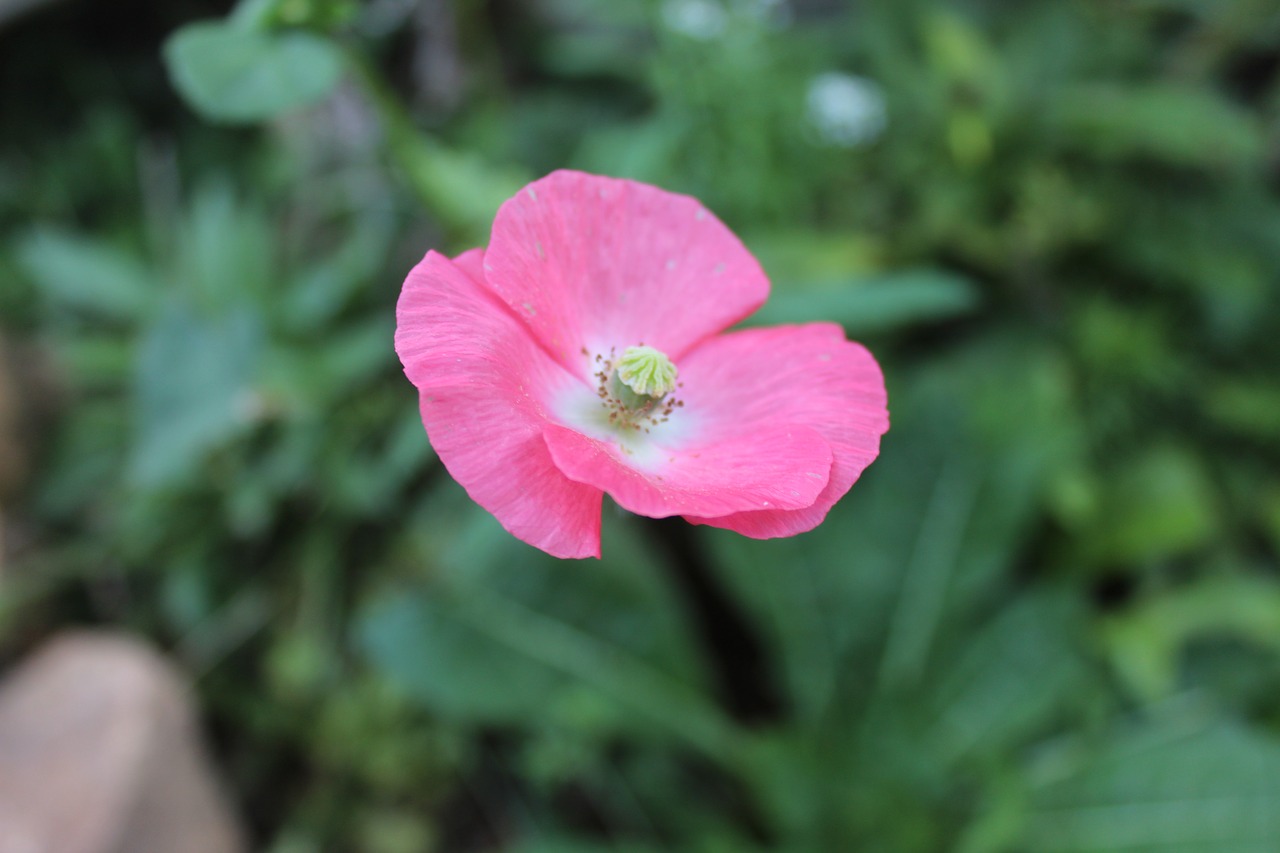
677,324,888,538
542,421,832,520
395,250,604,559
481,170,770,374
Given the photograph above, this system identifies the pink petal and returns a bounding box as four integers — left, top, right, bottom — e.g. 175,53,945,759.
542,421,832,520
678,324,888,538
395,250,604,559
450,246,487,281
480,170,770,374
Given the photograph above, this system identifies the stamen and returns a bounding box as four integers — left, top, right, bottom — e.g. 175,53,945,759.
590,343,683,434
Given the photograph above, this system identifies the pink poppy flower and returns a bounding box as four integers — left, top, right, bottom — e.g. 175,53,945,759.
395,170,888,559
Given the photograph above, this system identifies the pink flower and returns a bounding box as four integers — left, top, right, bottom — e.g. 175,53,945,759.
395,171,888,559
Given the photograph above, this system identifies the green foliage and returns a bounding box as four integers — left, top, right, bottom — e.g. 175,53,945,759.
1051,82,1266,169
749,268,981,333
164,21,344,123
131,300,264,486
6,0,1280,850
16,230,156,320
1023,721,1280,851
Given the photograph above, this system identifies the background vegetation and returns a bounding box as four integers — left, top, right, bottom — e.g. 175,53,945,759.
4,0,1280,850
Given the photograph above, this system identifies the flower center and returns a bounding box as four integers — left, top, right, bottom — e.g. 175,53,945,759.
591,344,684,433
614,345,677,398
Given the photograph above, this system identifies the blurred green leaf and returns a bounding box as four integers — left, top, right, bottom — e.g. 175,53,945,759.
180,182,274,309
53,336,133,387
358,578,735,757
360,587,562,723
282,215,394,333
506,841,667,853
1086,445,1220,566
359,509,734,756
129,299,264,486
312,316,394,394
232,0,359,31
311,406,431,515
751,269,980,333
353,806,434,853
876,454,986,690
266,316,394,411
1206,379,1280,444
922,8,999,88
17,230,155,320
342,47,527,239
748,230,883,282
1054,83,1264,168
1103,575,1280,701
1024,722,1280,850
164,22,344,124
925,593,1093,764
392,138,528,240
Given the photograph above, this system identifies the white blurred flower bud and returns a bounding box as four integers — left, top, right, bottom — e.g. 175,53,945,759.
805,72,888,148
662,0,727,41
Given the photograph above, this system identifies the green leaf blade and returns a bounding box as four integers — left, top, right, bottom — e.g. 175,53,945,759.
163,22,344,124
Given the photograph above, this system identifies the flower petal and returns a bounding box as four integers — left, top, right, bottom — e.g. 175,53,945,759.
395,249,604,559
543,421,832,520
481,170,770,373
678,324,888,538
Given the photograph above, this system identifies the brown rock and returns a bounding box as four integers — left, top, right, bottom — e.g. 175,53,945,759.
0,632,246,853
